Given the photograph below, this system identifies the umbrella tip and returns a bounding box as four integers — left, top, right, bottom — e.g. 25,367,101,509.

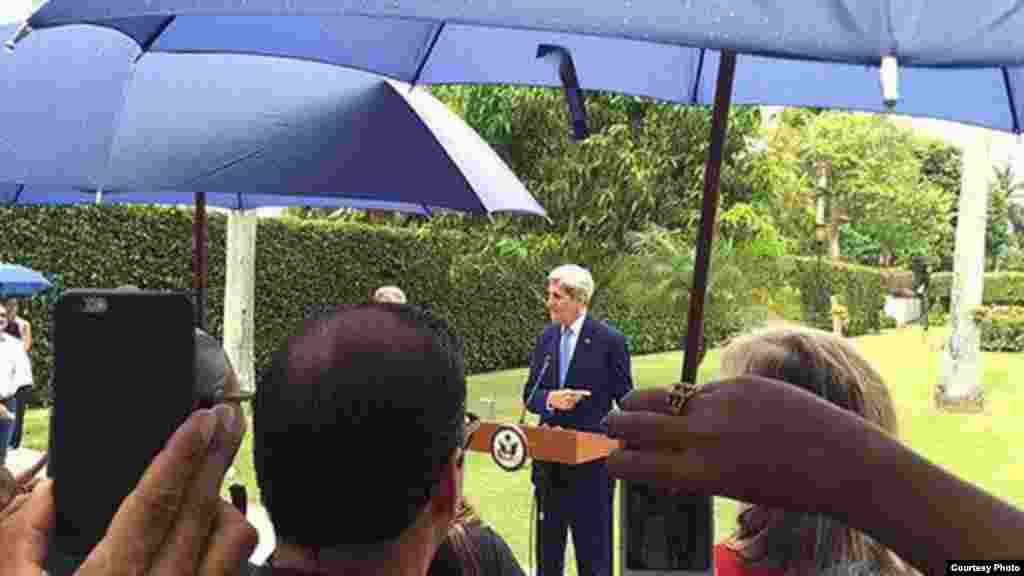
4,21,33,54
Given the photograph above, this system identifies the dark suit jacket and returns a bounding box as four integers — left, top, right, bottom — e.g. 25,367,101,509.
522,316,633,434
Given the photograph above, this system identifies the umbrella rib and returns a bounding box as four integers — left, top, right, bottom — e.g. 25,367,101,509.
6,183,25,207
137,16,177,55
690,48,706,105
410,21,445,87
179,148,266,188
1002,67,1022,134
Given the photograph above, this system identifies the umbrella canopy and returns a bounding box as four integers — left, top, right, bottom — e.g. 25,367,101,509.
0,24,545,217
0,263,51,297
11,1,1024,133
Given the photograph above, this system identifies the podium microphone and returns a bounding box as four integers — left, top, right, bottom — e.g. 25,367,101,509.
520,354,551,425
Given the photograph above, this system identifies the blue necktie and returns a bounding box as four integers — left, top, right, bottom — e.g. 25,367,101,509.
559,328,572,387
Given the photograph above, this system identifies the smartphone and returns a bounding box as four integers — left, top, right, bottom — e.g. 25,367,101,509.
48,290,196,561
621,482,713,576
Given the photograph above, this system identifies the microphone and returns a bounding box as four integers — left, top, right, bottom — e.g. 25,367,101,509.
520,354,552,425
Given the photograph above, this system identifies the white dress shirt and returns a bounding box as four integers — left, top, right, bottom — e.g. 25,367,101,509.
546,313,586,411
0,334,32,400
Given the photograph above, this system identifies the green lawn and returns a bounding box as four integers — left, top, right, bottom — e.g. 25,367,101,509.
22,326,1023,573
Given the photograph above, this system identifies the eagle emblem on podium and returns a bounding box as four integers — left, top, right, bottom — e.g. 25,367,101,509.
490,425,528,471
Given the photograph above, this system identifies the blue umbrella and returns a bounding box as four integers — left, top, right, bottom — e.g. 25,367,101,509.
0,24,544,216
0,23,545,324
8,2,1023,133
0,263,52,297
9,1,1022,396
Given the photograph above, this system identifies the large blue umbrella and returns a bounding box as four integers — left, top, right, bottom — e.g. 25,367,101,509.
8,0,1024,372
9,2,1024,133
0,24,544,216
0,23,545,324
0,263,52,297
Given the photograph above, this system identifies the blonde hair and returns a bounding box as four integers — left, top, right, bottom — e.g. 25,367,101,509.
373,286,407,304
548,264,595,306
719,327,909,575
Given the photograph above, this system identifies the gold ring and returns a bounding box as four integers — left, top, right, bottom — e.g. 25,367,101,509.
667,382,699,415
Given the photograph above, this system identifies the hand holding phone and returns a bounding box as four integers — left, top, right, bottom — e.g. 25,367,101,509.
0,406,255,576
49,290,197,562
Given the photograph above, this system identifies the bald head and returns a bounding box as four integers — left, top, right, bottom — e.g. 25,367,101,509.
254,303,466,548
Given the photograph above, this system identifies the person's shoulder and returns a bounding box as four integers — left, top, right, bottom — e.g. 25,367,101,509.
586,317,626,342
540,323,559,340
714,543,784,576
473,524,526,575
0,335,23,351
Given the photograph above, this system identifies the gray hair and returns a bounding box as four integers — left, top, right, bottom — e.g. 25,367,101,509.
548,264,595,306
373,285,407,304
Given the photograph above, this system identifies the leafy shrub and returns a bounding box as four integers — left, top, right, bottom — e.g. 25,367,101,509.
930,271,1024,311
974,305,1024,351
786,257,888,336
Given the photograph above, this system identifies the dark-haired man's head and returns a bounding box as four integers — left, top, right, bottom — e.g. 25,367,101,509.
254,303,468,574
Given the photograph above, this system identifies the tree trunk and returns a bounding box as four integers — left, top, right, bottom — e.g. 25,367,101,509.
938,129,992,412
828,222,842,259
223,210,258,394
827,208,847,260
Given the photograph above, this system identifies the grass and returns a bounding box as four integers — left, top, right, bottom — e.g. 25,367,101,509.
22,326,1023,573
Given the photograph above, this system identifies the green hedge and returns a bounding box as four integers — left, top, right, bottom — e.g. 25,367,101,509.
785,257,887,336
930,272,1024,311
2,206,894,406
0,206,693,405
974,305,1024,352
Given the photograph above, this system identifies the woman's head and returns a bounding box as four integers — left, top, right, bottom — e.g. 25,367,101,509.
3,298,18,318
720,327,897,434
720,327,907,574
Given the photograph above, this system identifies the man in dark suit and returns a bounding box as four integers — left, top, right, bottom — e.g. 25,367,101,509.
523,264,634,576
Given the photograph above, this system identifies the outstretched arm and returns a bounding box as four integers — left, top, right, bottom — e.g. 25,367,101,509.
604,377,1024,575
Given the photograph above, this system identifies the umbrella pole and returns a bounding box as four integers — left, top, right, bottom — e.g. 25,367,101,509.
193,191,208,329
681,51,737,384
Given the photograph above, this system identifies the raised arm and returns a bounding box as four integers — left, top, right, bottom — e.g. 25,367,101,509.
604,376,1024,574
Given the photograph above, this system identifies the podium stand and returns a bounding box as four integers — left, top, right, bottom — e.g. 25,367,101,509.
468,422,621,575
466,421,621,463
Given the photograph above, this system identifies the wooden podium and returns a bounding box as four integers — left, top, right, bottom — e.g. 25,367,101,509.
467,421,621,465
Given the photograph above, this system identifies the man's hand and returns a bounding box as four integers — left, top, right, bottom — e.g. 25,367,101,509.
0,404,258,575
603,376,869,512
547,389,591,412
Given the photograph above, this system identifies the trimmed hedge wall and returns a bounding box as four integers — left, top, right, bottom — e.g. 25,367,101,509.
2,206,894,406
0,206,687,405
930,272,1024,311
974,305,1024,352
786,257,887,337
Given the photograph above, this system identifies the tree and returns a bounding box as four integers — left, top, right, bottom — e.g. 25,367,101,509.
607,209,792,344
755,112,955,268
987,164,1023,269
428,86,764,261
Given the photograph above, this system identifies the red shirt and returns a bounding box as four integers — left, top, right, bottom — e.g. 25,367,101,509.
715,544,785,576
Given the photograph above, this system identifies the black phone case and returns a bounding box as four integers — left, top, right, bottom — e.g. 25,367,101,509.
49,290,195,560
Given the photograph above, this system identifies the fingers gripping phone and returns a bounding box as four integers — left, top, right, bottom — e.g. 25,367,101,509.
48,290,196,561
621,483,714,576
